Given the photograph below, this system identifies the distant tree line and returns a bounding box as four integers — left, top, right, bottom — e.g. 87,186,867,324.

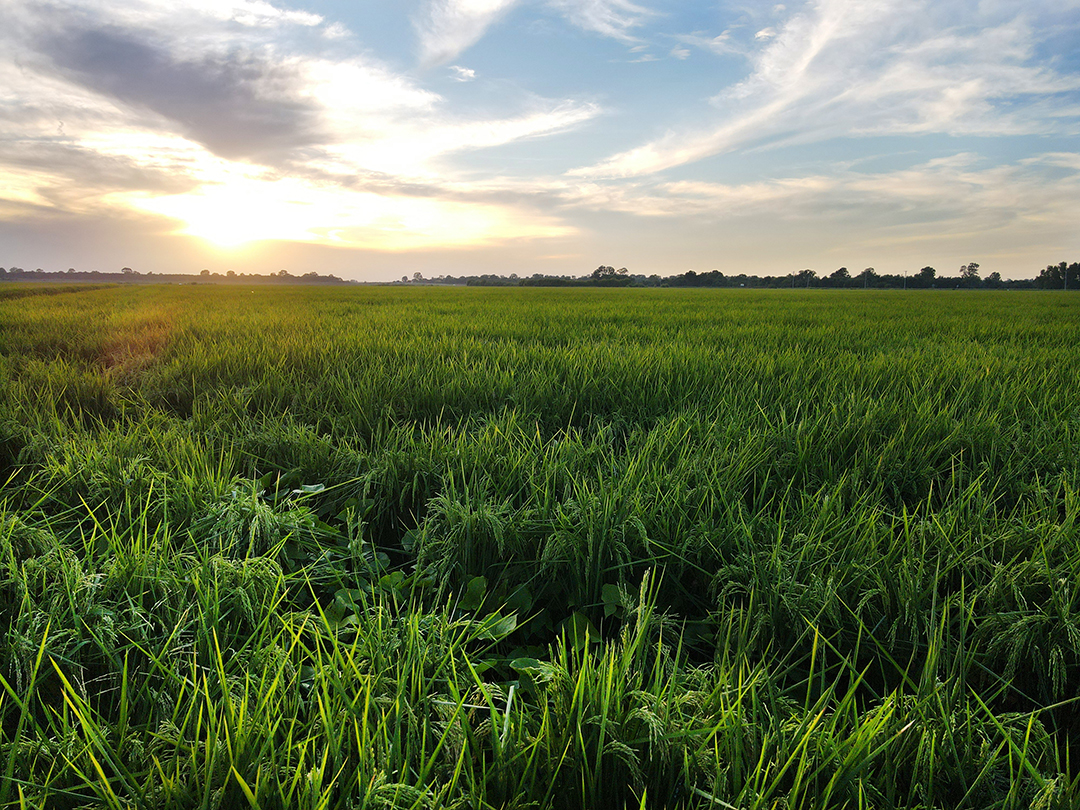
4,261,1077,289
0,266,353,285
662,261,1080,290
409,261,1079,289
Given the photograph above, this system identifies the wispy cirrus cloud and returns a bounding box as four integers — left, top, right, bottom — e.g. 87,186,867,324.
413,0,656,67
670,30,745,58
572,0,1080,178
414,0,520,68
546,0,654,43
565,152,1080,222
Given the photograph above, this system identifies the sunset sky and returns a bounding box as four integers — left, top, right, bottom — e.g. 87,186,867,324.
2,0,1078,281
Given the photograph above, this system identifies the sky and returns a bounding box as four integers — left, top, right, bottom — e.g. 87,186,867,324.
1,0,1078,281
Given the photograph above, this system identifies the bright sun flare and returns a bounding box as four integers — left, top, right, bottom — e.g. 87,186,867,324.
136,181,322,247
127,176,574,251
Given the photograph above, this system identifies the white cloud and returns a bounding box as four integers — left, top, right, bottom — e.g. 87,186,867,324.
228,2,322,28
414,0,520,67
670,46,690,59
322,22,350,40
547,0,654,43
413,0,655,63
317,101,600,177
754,28,776,40
449,65,477,81
672,30,746,58
572,0,1080,178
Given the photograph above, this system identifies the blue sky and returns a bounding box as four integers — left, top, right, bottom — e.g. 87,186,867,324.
1,0,1078,280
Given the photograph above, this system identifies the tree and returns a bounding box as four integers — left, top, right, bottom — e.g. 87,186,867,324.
1037,261,1080,290
796,268,817,288
1036,263,1060,289
829,267,850,287
985,271,1002,288
121,267,133,275
960,262,980,287
857,267,877,288
200,269,210,277
589,265,633,286
413,271,424,283
915,266,936,288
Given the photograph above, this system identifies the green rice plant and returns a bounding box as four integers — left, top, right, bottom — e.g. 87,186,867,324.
2,285,1080,808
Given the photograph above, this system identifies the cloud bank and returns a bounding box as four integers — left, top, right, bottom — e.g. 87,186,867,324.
0,0,600,251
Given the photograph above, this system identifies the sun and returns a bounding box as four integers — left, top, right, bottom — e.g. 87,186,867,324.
136,180,320,248
125,172,575,252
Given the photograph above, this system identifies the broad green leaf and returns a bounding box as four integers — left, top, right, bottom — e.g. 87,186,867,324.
504,585,533,616
461,576,487,611
602,583,623,617
560,611,600,650
511,657,557,683
471,612,518,641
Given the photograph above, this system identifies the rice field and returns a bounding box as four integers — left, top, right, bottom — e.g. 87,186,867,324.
1,283,1079,809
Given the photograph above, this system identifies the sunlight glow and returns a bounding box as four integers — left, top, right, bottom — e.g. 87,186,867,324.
127,176,573,251
135,180,320,247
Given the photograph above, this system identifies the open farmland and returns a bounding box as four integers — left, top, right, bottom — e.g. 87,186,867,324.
1,284,1079,809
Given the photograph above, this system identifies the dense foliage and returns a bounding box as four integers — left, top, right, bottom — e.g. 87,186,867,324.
1,285,1078,808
